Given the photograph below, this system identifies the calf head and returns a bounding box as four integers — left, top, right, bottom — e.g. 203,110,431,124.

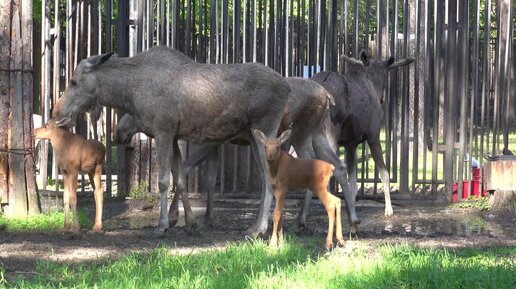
33,119,62,140
55,52,115,128
342,50,414,103
253,129,291,163
115,114,140,144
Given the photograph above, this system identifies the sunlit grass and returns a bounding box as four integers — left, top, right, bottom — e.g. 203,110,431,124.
1,239,514,289
0,210,92,232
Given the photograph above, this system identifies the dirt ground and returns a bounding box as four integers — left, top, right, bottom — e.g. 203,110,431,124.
1,194,515,281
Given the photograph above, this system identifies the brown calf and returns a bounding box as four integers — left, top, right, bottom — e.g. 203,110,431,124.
254,129,345,250
34,119,105,234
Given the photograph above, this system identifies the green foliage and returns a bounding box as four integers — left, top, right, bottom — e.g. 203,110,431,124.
2,239,515,288
0,210,92,232
128,181,156,203
453,196,490,211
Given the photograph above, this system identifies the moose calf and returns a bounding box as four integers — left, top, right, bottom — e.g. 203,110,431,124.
34,119,106,234
254,129,345,250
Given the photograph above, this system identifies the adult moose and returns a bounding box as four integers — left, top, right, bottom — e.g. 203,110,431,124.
116,77,360,234
295,50,414,229
54,45,290,237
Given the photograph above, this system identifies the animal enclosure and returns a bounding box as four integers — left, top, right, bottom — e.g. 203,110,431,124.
29,0,515,202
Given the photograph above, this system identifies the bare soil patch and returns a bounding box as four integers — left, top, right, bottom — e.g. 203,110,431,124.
1,194,515,280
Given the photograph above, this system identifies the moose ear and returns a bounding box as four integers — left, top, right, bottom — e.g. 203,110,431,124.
359,50,370,65
388,57,415,70
85,52,114,70
253,129,267,144
278,129,291,144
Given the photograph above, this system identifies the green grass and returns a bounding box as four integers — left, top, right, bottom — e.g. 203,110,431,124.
347,130,516,191
1,239,515,289
0,210,92,232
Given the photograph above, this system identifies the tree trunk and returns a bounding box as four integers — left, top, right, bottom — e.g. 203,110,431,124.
0,0,40,216
0,0,11,206
489,190,516,215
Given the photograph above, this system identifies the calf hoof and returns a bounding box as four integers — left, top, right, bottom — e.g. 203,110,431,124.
384,207,394,218
325,240,334,251
92,224,103,233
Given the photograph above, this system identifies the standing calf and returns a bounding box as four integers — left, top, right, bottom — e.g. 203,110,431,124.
34,119,105,234
254,129,345,250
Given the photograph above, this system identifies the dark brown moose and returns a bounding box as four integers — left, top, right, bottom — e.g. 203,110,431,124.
294,51,414,228
116,77,360,234
54,45,290,237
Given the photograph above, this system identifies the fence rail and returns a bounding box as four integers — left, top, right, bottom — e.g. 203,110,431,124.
35,0,515,200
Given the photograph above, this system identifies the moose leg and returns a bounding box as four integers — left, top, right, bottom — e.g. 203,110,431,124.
291,139,316,230
245,129,277,237
89,164,103,233
203,150,218,227
168,143,181,227
68,171,80,234
368,140,393,218
153,136,175,237
313,133,360,230
169,143,217,227
171,140,198,233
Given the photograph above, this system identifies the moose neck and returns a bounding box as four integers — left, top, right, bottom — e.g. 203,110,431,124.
93,59,139,115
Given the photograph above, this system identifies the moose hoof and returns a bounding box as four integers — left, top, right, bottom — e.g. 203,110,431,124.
168,212,179,227
325,241,334,251
150,227,167,238
243,225,266,238
185,222,202,235
203,217,214,229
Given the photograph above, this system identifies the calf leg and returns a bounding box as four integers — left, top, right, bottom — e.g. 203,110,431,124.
68,171,80,234
317,190,336,250
368,140,393,217
331,195,345,247
270,188,286,247
62,172,71,231
89,164,104,233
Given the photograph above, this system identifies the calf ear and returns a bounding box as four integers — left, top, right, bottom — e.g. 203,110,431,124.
253,129,267,144
388,57,415,70
278,129,291,144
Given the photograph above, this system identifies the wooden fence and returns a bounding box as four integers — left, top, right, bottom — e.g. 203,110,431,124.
34,0,515,200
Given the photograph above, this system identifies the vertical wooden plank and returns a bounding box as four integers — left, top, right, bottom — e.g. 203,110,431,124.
400,0,410,193
444,0,458,201
432,0,444,193
105,0,113,195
